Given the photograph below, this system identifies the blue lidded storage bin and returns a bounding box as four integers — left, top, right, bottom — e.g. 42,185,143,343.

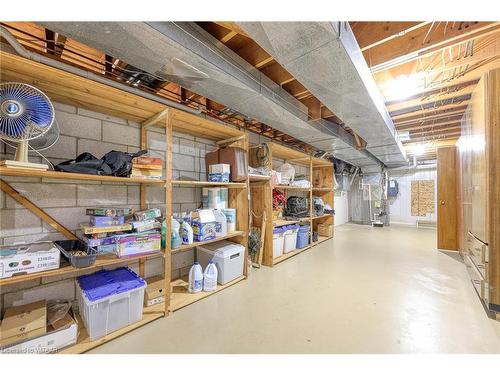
296,225,310,249
76,267,147,341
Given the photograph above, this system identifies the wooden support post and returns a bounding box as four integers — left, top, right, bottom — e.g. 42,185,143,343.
309,157,313,245
0,179,78,240
142,108,170,129
139,126,148,278
164,110,173,315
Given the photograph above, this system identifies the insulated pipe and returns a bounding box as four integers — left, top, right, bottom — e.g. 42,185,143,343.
0,26,202,116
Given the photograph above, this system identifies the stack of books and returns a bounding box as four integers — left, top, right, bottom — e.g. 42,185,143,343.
131,156,162,180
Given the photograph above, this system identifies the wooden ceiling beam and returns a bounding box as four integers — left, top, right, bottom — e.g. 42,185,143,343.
259,62,295,86
408,124,461,135
235,40,274,68
392,104,468,122
389,93,471,117
350,21,427,50
405,132,461,142
366,22,499,70
213,22,248,37
396,116,463,130
386,85,475,112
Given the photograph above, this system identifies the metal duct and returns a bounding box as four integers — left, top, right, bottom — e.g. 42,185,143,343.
40,21,382,169
236,22,408,167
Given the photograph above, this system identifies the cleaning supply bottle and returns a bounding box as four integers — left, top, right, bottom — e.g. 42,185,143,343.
171,217,182,249
203,260,218,292
213,209,227,238
181,219,194,245
161,219,167,249
188,262,203,293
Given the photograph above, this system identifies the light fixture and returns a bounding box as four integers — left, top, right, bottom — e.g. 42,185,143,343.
412,143,428,156
383,73,424,102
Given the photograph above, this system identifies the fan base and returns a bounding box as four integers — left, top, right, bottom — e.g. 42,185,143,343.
0,160,49,170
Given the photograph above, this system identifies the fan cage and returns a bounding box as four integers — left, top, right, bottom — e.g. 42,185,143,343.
0,82,55,142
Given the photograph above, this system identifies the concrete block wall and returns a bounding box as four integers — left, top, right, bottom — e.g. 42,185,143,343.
0,102,219,311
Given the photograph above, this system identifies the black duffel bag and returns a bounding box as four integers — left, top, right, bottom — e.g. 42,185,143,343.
55,150,147,176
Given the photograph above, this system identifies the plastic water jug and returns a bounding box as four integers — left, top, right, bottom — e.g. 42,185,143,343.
182,220,194,245
203,261,218,292
188,262,203,293
213,209,227,238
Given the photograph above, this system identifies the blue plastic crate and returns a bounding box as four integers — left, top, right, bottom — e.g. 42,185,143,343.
296,225,310,249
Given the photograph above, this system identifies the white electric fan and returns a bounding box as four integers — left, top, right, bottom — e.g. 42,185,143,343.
0,82,55,170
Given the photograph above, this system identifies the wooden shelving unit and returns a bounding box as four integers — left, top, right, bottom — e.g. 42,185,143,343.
0,51,250,354
248,143,334,267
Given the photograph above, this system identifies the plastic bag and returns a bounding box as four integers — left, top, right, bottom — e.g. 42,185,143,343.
47,300,72,326
279,163,295,185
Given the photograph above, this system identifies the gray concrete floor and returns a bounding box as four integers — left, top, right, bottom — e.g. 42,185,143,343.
91,223,500,354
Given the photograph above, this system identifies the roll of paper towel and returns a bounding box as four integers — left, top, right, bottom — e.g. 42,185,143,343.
223,208,236,232
202,188,228,209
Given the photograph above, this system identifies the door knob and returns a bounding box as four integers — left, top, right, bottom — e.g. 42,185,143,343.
440,200,445,205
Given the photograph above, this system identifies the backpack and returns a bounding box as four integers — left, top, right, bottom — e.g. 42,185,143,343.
55,150,147,176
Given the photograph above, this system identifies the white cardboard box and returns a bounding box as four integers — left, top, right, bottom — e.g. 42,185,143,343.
0,242,60,279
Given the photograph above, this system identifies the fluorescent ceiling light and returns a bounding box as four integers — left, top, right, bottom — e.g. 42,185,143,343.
383,73,424,102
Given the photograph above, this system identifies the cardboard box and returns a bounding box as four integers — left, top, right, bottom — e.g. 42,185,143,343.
0,300,47,347
114,232,161,258
192,209,217,242
0,242,60,279
317,224,334,237
208,164,230,182
1,308,78,354
144,276,166,307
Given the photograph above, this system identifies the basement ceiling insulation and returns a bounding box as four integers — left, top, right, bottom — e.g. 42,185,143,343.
40,22,388,171
236,22,408,167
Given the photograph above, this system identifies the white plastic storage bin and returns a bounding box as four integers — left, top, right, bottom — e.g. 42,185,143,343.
196,240,244,285
283,225,299,254
272,226,285,259
76,268,146,341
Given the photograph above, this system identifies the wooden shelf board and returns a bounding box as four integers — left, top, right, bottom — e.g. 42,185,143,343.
171,231,246,253
312,187,333,192
249,174,271,182
273,185,310,191
268,143,311,165
272,245,311,265
312,214,333,220
172,180,247,188
311,158,333,167
0,252,164,287
60,304,165,354
0,167,165,185
169,275,246,312
273,219,300,227
314,236,333,245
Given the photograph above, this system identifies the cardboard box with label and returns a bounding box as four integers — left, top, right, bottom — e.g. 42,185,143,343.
0,300,47,347
0,242,60,279
144,276,165,307
191,209,217,242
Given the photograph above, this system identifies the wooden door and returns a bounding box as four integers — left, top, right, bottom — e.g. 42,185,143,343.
437,146,458,250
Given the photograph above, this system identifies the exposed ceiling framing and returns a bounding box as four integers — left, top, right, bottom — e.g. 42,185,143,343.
350,20,500,161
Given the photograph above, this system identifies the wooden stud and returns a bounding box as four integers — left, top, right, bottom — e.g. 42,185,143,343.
164,110,173,315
